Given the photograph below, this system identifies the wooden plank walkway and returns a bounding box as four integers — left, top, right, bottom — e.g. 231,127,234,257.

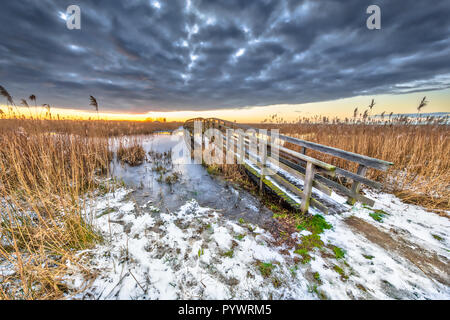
184,118,393,214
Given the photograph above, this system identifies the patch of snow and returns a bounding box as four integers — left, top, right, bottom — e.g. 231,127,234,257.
66,194,315,299
306,191,450,299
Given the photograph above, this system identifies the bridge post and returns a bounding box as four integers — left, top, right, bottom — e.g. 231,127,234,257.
301,162,316,213
259,138,267,194
347,164,368,205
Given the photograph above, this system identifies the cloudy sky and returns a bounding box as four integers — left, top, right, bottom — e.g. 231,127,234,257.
1,0,449,120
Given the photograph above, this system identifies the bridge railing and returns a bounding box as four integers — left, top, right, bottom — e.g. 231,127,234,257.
184,118,393,214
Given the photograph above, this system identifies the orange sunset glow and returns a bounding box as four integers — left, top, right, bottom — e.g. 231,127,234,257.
3,88,449,123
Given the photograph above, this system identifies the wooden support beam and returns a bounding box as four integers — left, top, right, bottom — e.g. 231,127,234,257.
269,158,332,196
301,162,316,214
270,173,329,214
229,134,332,197
347,164,368,205
278,157,375,206
278,144,336,174
259,140,267,194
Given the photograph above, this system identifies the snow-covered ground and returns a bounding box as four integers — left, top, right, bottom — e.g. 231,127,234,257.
64,183,449,300
312,191,449,299
66,189,315,299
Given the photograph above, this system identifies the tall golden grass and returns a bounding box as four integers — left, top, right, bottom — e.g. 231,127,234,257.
258,121,449,212
0,118,179,299
0,118,181,137
0,122,114,299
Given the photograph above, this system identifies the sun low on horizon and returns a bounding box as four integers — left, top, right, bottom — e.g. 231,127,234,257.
3,88,450,123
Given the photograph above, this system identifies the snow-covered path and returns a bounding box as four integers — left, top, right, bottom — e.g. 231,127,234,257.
67,191,314,299
65,185,449,300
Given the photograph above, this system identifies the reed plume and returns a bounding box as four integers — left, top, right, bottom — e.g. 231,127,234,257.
89,95,99,119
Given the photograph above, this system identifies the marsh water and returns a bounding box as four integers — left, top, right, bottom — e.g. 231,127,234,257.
109,130,275,226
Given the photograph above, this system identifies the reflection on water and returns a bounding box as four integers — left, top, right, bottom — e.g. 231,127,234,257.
109,130,274,226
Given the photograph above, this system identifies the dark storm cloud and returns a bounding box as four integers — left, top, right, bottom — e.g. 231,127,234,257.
0,0,449,112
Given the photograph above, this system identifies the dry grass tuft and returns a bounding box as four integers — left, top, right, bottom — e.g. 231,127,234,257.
117,140,146,166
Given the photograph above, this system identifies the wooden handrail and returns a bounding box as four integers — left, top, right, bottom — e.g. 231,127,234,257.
183,117,393,213
185,117,393,171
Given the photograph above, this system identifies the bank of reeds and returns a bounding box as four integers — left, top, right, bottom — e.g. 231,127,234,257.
0,118,181,137
0,124,115,299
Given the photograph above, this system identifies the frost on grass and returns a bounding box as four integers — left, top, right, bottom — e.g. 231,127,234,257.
66,190,314,299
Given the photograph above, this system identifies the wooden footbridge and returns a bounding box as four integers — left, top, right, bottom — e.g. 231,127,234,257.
183,118,393,214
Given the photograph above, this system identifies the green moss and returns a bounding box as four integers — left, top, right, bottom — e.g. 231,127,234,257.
206,165,220,175
363,254,375,260
307,284,318,294
369,212,384,222
313,272,321,282
299,234,324,250
266,201,290,218
289,266,298,276
432,234,443,241
279,231,289,240
273,212,288,219
297,214,332,234
332,246,346,260
333,265,348,280
294,234,324,264
308,284,327,299
235,234,245,241
223,249,234,258
258,262,275,277
294,248,308,256
294,248,311,264
368,209,389,223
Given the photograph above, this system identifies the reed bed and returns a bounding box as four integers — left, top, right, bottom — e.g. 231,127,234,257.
257,121,449,211
0,123,115,299
0,116,179,299
0,118,181,137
